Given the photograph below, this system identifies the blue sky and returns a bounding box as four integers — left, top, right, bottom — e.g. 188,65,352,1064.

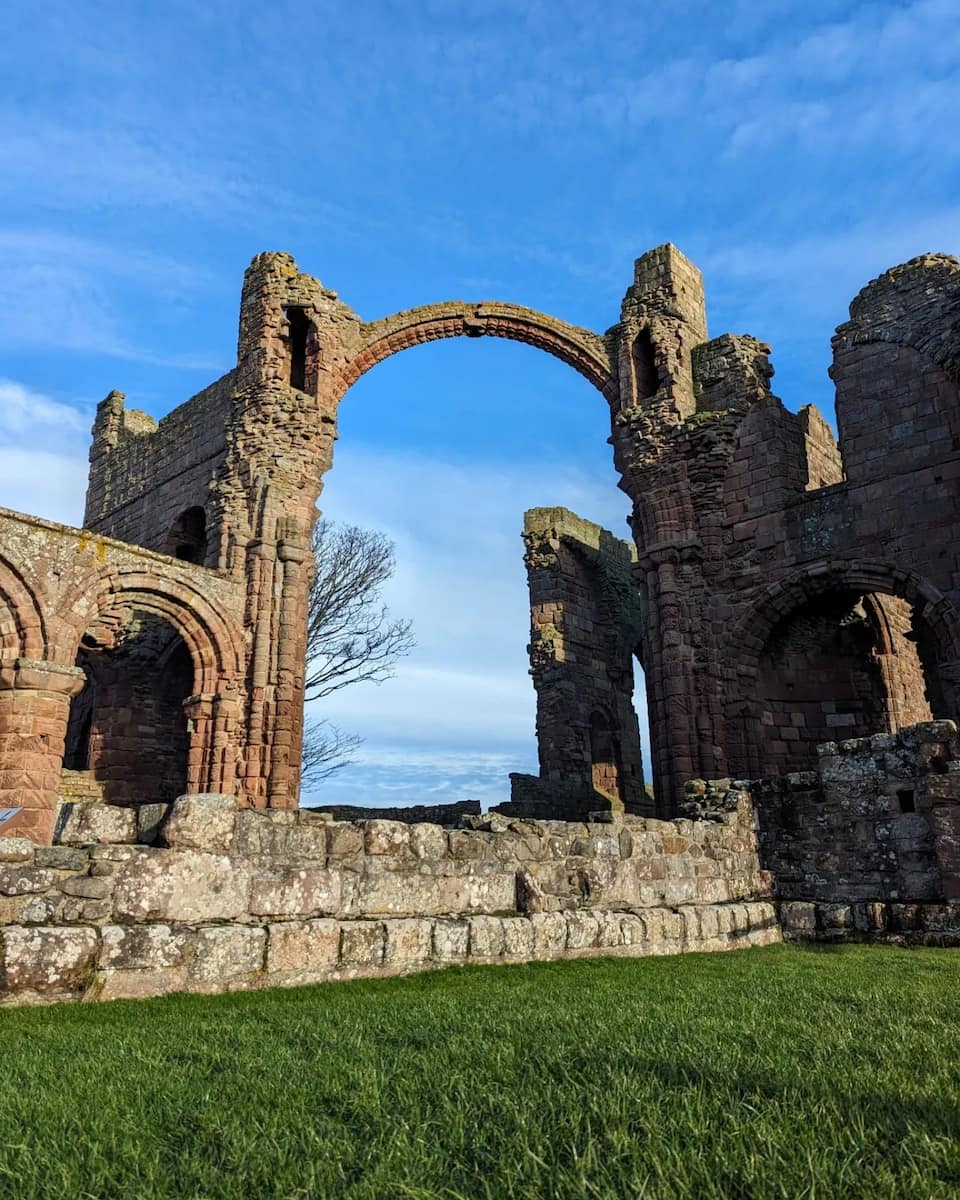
1,0,957,806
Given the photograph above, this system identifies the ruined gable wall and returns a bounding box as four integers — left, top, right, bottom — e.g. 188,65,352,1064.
84,376,237,566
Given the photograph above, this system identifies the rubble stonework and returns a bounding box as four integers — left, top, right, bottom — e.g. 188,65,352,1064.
1,244,959,999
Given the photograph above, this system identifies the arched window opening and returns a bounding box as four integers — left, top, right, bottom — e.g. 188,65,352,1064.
632,329,658,402
633,651,655,809
63,611,194,806
165,506,208,564
589,709,622,802
285,306,314,392
756,589,936,775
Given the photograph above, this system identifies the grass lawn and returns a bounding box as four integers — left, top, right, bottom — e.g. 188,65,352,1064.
1,943,958,1199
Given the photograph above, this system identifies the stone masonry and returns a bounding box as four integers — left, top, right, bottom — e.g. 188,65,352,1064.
1,245,959,833
0,792,778,1004
1,244,959,1001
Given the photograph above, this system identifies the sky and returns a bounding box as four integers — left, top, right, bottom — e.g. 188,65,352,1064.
0,0,957,807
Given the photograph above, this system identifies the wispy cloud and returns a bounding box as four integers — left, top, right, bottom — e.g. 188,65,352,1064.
0,230,225,367
0,380,90,525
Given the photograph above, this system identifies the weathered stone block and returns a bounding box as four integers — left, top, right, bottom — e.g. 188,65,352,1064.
326,822,364,861
619,913,646,947
432,919,469,961
100,924,195,969
0,865,55,896
819,903,853,930
467,915,505,958
853,902,887,933
340,921,385,968
596,911,624,949
0,837,35,863
112,850,250,922
384,918,433,966
137,804,169,846
410,823,447,860
248,867,340,917
162,795,237,854
0,926,98,995
565,910,599,949
779,901,817,934
97,966,190,1002
58,804,137,846
266,919,339,978
364,820,410,857
284,824,329,861
889,902,921,931
501,916,534,958
36,846,88,871
189,926,265,985
58,876,112,900
530,910,567,953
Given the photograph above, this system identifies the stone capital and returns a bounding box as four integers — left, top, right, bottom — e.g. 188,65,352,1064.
0,659,86,697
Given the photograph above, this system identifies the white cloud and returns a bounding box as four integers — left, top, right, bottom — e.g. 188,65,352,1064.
0,379,90,435
306,442,650,808
0,380,90,524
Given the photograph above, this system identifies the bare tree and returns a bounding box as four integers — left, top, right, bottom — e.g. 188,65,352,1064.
300,721,362,784
300,519,415,788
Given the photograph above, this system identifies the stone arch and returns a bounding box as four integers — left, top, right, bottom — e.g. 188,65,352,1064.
335,301,617,402
52,568,244,695
52,568,246,798
0,552,46,663
726,559,960,778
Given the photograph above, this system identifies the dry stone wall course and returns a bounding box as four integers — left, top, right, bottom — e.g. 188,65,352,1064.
0,792,778,1004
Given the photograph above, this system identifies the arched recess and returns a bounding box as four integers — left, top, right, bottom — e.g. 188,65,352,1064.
53,568,245,800
726,560,960,778
0,553,46,664
163,506,209,565
335,301,617,403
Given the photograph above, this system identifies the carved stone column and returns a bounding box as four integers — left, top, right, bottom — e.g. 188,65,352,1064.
0,659,86,844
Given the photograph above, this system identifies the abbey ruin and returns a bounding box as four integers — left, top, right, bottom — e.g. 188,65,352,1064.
1,245,959,1003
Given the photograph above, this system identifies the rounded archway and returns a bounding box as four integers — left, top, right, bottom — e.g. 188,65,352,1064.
310,324,635,811
335,300,617,403
54,568,246,801
726,560,960,778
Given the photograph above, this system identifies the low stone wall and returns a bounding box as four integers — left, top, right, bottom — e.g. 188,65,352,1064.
303,799,481,824
0,789,778,1005
753,721,960,905
780,899,960,946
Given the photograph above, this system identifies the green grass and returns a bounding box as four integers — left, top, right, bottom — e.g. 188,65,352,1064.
1,944,959,1199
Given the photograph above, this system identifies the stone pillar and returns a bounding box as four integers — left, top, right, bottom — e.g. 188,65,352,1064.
0,659,86,844
638,543,723,815
270,529,314,807
183,691,241,797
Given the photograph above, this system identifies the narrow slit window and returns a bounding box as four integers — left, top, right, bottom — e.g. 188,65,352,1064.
286,307,310,391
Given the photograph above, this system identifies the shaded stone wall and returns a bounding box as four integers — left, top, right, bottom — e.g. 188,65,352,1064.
753,720,960,941
0,793,777,1005
507,507,648,819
